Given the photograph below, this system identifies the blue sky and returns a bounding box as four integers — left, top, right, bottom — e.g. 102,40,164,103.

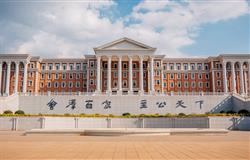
0,0,249,58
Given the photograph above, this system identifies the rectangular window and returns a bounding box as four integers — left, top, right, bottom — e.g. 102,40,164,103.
41,73,44,79
156,70,160,76
82,63,87,70
55,63,60,70
76,73,80,79
205,64,209,70
170,73,174,79
177,73,181,79
191,64,195,70
76,63,81,70
48,63,53,70
55,73,59,80
191,73,195,80
62,64,67,70
90,79,94,85
83,72,87,79
205,73,209,79
170,82,174,88
47,82,51,88
28,80,32,87
184,73,188,80
177,64,181,70
90,70,94,77
76,82,80,88
62,73,66,79
198,63,202,70
156,80,160,85
198,73,202,79
198,82,203,88
177,82,181,88
69,64,74,70
217,80,221,87
156,61,160,67
184,82,188,88
163,64,167,70
217,72,221,78
206,82,209,88
170,64,174,70
123,63,127,69
184,63,188,70
41,64,46,70
90,61,95,68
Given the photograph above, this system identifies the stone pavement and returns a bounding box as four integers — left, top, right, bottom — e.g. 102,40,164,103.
0,131,249,160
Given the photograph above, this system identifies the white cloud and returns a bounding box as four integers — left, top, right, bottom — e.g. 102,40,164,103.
133,0,171,12
0,0,249,58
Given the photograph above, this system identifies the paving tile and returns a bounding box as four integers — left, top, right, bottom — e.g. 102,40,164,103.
0,131,249,160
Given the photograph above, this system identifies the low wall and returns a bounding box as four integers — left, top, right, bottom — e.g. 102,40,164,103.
19,95,230,115
0,116,249,131
0,95,19,113
1,94,249,115
209,117,250,131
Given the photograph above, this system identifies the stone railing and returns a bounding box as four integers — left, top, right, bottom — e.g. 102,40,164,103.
10,91,229,96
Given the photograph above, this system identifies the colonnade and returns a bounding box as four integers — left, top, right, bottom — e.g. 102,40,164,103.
96,55,155,94
0,61,28,95
222,61,250,95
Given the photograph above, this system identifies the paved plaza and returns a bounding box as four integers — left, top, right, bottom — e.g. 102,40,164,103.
0,131,249,160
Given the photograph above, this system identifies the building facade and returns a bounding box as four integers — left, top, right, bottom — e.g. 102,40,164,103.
0,37,250,96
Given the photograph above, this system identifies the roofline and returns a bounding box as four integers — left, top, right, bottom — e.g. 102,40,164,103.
93,37,156,51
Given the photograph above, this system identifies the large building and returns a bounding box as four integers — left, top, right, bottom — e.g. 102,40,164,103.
0,37,250,115
1,37,249,96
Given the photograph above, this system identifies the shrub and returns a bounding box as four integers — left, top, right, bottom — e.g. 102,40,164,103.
108,114,114,117
122,112,131,116
139,114,146,117
238,109,249,115
15,110,25,115
64,113,71,116
178,113,186,117
226,110,236,114
164,113,172,117
220,110,225,113
3,110,13,114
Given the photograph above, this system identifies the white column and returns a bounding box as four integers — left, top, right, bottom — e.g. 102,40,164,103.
248,61,250,96
147,62,150,93
139,56,144,94
0,62,2,95
150,57,155,94
35,62,39,94
129,56,133,93
211,61,215,93
14,61,19,94
231,62,236,93
107,56,112,93
118,56,122,94
22,62,28,93
161,60,164,94
239,62,244,95
96,56,101,93
244,70,247,94
222,62,228,94
5,62,11,95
